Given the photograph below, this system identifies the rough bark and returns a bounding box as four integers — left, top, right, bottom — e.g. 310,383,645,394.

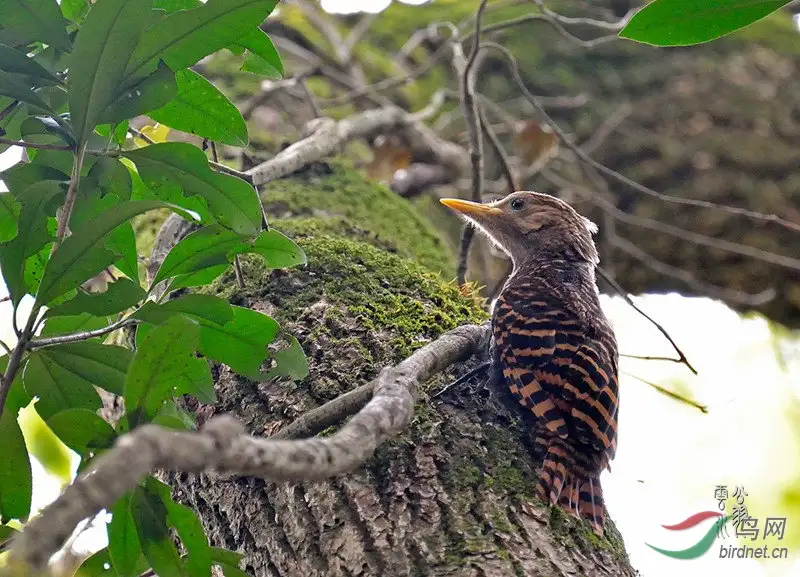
152,164,635,576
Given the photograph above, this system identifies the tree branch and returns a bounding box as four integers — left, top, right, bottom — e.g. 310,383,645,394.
6,324,485,570
26,317,137,350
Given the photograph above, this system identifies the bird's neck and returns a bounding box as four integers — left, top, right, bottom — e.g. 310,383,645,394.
506,253,598,292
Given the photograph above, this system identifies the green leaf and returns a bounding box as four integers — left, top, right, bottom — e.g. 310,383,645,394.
0,99,27,154
95,120,130,148
0,402,32,522
68,0,153,145
17,401,73,485
0,181,62,305
0,69,58,115
100,61,177,125
146,478,212,577
124,143,261,236
0,192,21,243
148,69,248,147
109,493,142,577
133,293,234,326
134,294,276,377
210,548,249,577
152,401,196,430
262,335,308,381
151,225,243,286
46,408,117,453
194,305,278,377
0,0,71,50
124,315,201,426
250,229,306,269
152,227,304,288
169,263,229,291
36,199,172,305
61,0,88,23
38,341,133,396
124,0,279,83
130,485,189,577
77,547,148,577
1,159,69,194
619,0,792,46
23,349,103,419
20,116,74,148
46,278,145,318
237,29,282,79
39,312,110,339
0,43,61,85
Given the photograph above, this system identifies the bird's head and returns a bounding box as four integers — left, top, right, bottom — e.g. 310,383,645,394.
440,191,599,266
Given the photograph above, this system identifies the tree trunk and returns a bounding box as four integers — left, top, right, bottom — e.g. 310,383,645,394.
152,163,636,576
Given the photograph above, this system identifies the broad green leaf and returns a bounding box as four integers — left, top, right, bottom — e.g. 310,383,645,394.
250,230,306,268
1,160,69,194
100,61,177,125
39,312,110,339
124,315,200,426
22,239,54,298
261,335,308,381
169,263,229,291
152,227,304,287
131,485,189,577
152,401,197,430
68,0,153,145
23,350,103,419
0,43,61,84
61,0,88,23
619,0,792,46
0,99,26,154
77,547,149,577
0,356,31,415
0,69,58,115
95,120,130,148
17,401,72,485
151,225,244,286
46,278,145,318
0,402,32,522
20,116,74,148
47,408,117,454
149,69,248,147
109,493,142,577
133,293,233,326
134,294,275,377
124,0,279,83
193,305,278,377
35,341,133,396
210,548,249,577
0,524,20,541
237,29,282,79
0,181,62,304
0,0,71,50
36,199,172,305
124,144,261,236
0,192,21,242
146,478,212,577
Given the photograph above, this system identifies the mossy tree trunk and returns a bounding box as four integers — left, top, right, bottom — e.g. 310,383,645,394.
154,164,635,576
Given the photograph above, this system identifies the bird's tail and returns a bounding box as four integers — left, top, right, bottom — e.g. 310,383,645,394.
536,436,605,537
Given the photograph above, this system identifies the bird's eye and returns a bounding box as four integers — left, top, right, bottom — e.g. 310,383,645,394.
509,198,525,211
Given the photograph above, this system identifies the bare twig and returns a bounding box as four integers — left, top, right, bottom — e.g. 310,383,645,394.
0,307,40,418
623,371,707,413
299,78,323,118
454,1,489,285
7,324,485,570
240,74,311,119
621,354,693,365
478,102,518,193
596,267,698,375
272,383,374,440
27,317,137,350
245,102,468,187
344,11,380,55
482,41,800,234
608,233,775,307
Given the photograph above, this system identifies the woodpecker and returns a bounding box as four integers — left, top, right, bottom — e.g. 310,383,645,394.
440,191,619,536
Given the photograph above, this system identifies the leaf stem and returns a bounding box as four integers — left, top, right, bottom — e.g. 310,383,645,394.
0,137,72,151
53,142,88,251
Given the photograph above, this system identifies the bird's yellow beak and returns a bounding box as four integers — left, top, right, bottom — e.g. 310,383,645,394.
439,198,502,217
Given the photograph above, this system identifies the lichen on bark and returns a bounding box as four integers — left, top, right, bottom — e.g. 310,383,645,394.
152,162,635,576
